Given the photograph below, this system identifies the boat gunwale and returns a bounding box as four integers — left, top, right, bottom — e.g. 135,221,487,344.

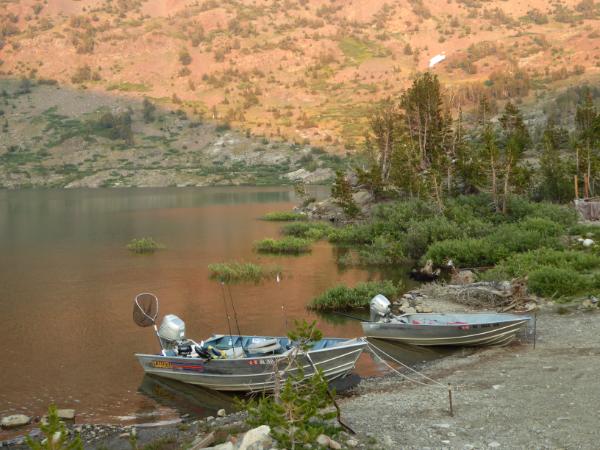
134,337,367,362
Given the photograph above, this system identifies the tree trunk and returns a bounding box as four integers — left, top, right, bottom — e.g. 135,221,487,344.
502,162,511,215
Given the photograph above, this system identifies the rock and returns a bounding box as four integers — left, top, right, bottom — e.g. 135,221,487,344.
213,443,235,450
488,442,501,448
1,414,31,428
239,425,271,450
217,409,226,417
328,438,342,449
346,438,359,448
451,269,476,285
316,434,330,446
383,435,394,447
57,409,76,420
404,307,417,314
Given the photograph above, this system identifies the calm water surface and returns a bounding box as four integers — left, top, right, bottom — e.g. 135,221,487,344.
0,186,439,435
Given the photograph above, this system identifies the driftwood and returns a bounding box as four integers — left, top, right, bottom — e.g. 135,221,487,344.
575,198,600,221
190,431,215,450
427,279,535,311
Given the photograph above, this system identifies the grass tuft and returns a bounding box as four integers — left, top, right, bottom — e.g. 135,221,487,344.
261,211,308,221
254,237,312,254
127,237,163,254
208,261,281,284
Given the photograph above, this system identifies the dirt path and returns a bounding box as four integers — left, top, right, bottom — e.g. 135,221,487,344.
342,307,600,449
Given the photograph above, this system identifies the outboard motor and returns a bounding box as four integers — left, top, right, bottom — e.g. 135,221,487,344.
157,314,186,351
370,294,391,322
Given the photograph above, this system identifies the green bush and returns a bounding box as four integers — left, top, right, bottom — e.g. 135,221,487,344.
26,405,82,450
483,248,600,280
355,235,405,265
487,223,562,254
281,222,333,240
127,237,162,254
528,266,588,298
424,238,509,267
308,280,401,311
261,211,307,221
403,217,464,259
327,224,373,244
254,237,312,254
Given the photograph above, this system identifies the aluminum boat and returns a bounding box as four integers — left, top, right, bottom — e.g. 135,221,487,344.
361,294,531,346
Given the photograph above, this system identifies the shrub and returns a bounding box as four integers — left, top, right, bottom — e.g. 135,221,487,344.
242,321,338,448
127,237,162,254
254,237,312,254
403,217,464,259
355,235,405,265
327,224,374,245
280,222,333,240
528,266,588,298
308,280,401,311
26,404,83,450
261,211,307,221
424,238,509,267
208,261,280,284
487,223,562,254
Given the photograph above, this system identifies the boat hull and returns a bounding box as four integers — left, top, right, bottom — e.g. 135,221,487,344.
135,338,366,392
362,314,530,347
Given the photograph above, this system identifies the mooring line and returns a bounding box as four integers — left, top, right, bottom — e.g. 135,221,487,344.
366,342,446,389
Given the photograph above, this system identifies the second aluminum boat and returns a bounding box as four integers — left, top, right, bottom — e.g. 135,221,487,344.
361,295,531,346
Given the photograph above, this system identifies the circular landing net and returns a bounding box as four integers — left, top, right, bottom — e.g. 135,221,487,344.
133,292,159,327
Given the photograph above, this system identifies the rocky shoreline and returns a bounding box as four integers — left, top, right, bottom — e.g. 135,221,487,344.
2,292,598,449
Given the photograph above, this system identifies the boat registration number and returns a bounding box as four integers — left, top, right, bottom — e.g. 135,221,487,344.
151,360,173,369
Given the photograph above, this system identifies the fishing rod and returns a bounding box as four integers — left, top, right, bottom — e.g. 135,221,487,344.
277,272,289,331
219,281,235,348
330,311,367,322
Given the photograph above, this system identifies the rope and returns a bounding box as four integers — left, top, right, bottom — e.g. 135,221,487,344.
367,341,447,389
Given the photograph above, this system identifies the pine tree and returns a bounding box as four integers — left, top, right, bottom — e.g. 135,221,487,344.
331,170,359,217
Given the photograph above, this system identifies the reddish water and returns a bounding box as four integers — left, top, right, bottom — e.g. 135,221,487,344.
0,187,435,439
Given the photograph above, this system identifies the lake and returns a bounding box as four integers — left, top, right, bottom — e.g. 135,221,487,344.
0,186,437,434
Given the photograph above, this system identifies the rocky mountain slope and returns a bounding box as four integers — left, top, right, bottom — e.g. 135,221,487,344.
1,0,600,186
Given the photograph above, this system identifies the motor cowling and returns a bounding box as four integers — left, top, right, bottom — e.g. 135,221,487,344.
370,294,391,322
158,314,186,342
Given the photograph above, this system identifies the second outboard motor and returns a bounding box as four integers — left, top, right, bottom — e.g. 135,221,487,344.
370,294,391,322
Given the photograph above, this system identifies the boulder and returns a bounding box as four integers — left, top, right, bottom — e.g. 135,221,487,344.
1,414,31,428
328,438,342,449
403,307,417,314
238,425,271,450
346,438,359,448
451,269,476,285
217,408,226,417
57,409,76,420
316,434,330,446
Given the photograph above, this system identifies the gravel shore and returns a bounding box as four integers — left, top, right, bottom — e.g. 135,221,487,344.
342,305,600,449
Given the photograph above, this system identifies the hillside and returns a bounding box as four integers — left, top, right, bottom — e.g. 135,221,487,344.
1,0,600,186
0,79,342,188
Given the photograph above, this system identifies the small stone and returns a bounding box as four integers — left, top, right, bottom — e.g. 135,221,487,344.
1,414,31,428
205,416,215,422
383,435,394,447
119,433,129,439
239,425,271,450
488,442,501,448
404,307,417,314
316,434,330,446
346,438,359,448
217,409,226,417
214,443,235,450
433,423,451,429
57,409,76,420
328,438,342,449
448,432,456,437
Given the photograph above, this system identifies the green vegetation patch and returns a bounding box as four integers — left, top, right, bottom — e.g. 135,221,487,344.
107,82,151,92
261,211,307,221
308,280,401,311
254,237,312,254
127,237,163,254
338,36,390,65
280,222,333,240
208,261,281,284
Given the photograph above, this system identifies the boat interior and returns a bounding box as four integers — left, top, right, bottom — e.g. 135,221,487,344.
163,335,352,359
390,313,529,326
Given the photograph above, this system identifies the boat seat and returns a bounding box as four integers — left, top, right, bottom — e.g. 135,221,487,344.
246,338,282,354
